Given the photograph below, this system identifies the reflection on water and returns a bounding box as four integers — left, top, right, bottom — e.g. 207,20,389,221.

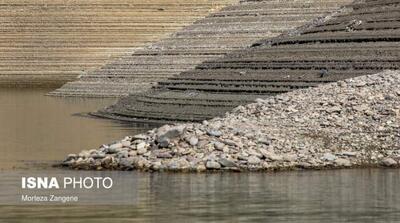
0,169,399,222
0,88,153,170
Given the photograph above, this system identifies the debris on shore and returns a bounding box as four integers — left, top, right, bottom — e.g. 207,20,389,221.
61,70,400,172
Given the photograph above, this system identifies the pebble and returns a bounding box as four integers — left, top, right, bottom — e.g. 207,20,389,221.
335,158,351,167
158,138,170,148
207,130,222,137
322,153,337,161
218,158,238,167
137,142,146,150
121,141,131,147
206,160,221,169
257,138,271,145
214,142,225,151
189,137,199,146
381,158,397,167
137,147,147,155
133,134,147,140
157,125,185,140
248,156,261,165
109,143,123,150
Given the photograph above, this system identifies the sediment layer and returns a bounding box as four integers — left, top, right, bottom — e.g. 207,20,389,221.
102,0,400,122
61,70,400,172
50,0,350,96
0,0,235,87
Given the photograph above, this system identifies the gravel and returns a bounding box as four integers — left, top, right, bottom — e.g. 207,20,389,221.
61,70,400,172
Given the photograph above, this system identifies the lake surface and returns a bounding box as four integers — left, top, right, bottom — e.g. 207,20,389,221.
0,88,153,170
0,88,399,222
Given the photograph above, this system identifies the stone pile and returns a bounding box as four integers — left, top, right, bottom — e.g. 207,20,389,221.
61,70,400,172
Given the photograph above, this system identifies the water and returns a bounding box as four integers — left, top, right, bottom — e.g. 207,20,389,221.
1,88,399,222
0,170,399,222
0,88,152,170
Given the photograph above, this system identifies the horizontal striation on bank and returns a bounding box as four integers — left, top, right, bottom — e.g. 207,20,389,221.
0,0,235,87
50,0,350,96
100,0,400,123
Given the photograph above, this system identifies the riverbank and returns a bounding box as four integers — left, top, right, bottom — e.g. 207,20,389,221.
61,70,400,172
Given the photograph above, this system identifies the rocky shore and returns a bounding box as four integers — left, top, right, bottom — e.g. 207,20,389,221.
61,70,400,172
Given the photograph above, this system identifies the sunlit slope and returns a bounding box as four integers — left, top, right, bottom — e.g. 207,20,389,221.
50,0,350,97
0,0,236,87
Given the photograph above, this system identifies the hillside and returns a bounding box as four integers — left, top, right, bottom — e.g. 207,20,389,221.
101,0,400,122
0,0,235,87
50,0,350,96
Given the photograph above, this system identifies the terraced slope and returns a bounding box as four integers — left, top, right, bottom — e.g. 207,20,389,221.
50,0,349,96
100,0,400,123
0,0,234,87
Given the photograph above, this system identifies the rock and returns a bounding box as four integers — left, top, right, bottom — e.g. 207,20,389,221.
137,145,147,155
326,106,342,113
121,140,131,147
261,150,282,161
157,125,186,140
167,161,180,170
322,153,337,161
297,162,312,169
257,137,271,145
197,140,208,149
119,158,134,170
218,158,238,167
117,150,129,158
206,160,221,169
133,134,147,140
177,158,190,170
341,151,357,157
128,150,137,157
196,164,207,172
158,138,170,148
109,143,123,150
381,158,397,167
207,129,222,137
101,156,115,168
166,158,190,170
223,139,237,147
78,150,90,158
248,149,263,158
64,154,77,162
335,158,351,167
155,125,185,148
74,158,91,169
154,150,173,159
151,162,162,171
237,154,249,161
106,147,118,154
283,154,298,162
248,156,261,165
137,142,146,150
214,142,225,151
189,137,199,146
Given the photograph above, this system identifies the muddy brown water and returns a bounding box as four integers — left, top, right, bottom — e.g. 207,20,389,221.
0,88,399,222
0,88,153,170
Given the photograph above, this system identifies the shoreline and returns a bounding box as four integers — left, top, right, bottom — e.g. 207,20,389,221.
57,161,400,173
61,71,400,173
